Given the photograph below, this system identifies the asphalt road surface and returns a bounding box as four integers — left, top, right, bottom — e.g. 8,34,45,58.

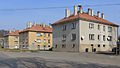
0,51,120,68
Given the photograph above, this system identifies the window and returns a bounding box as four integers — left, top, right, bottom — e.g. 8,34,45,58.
44,33,46,37
103,26,105,31
48,40,50,43
72,44,75,48
103,45,105,47
14,36,18,40
89,34,94,40
44,39,46,43
55,45,57,48
98,25,100,30
107,36,112,41
62,25,66,30
72,23,76,29
108,27,112,32
71,34,76,40
36,33,41,36
93,48,96,52
62,34,66,41
62,44,66,48
98,35,100,40
91,44,93,46
85,48,89,52
103,35,105,41
14,41,18,44
48,45,50,47
89,23,94,29
98,45,100,47
48,33,50,37
36,39,41,43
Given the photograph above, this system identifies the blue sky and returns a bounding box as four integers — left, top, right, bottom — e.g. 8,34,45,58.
0,0,120,34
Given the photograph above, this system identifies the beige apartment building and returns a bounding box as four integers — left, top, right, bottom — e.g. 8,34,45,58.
19,22,52,50
4,30,19,49
52,5,119,52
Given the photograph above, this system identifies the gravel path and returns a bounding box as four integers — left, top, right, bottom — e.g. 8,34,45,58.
0,51,120,68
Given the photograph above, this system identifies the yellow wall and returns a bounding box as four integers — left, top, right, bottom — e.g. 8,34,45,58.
4,35,19,49
19,31,52,50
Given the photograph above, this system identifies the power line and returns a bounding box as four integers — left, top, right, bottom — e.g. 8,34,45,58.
0,3,120,11
84,3,120,7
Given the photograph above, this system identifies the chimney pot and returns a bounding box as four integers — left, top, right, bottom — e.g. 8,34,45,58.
78,5,83,14
65,9,70,18
33,21,37,26
91,9,94,16
74,6,77,16
101,13,104,19
27,22,30,28
97,11,101,18
88,8,91,15
9,29,12,33
29,22,32,28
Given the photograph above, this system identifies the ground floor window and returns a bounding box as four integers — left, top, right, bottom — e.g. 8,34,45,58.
62,44,66,48
103,45,105,47
85,48,89,52
48,45,50,47
93,48,96,52
72,44,75,48
98,45,100,47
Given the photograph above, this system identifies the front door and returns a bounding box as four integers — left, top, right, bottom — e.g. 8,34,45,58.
37,45,40,50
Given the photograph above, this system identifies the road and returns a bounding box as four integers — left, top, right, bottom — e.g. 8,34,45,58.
0,51,120,68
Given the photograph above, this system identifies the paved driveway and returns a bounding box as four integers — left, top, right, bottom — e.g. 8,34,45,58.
0,51,120,68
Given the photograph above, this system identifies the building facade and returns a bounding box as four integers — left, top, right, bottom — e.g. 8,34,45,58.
19,22,52,50
4,30,19,49
52,6,119,52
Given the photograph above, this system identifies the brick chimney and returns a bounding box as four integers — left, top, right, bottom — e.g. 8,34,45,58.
101,13,104,19
27,22,30,28
33,21,37,26
65,9,70,18
9,29,12,33
88,8,91,16
74,6,77,16
97,11,101,18
29,22,32,28
91,9,94,16
78,5,83,14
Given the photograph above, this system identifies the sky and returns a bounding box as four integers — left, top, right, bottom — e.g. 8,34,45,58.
0,0,120,34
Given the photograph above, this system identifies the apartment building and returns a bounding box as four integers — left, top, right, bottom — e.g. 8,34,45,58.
19,22,52,50
0,39,4,48
4,30,19,49
52,5,119,52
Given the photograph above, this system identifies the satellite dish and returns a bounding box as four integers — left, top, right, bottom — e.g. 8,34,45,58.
35,39,37,42
81,36,85,40
107,37,110,40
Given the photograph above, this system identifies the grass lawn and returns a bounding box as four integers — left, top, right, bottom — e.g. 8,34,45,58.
0,49,39,53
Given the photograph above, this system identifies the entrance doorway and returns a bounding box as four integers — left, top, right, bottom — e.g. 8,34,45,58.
85,48,89,52
93,48,96,52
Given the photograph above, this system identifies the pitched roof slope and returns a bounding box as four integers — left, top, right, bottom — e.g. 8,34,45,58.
52,11,118,26
20,24,52,33
4,30,19,36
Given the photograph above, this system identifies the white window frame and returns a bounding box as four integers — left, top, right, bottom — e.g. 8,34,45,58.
89,23,94,29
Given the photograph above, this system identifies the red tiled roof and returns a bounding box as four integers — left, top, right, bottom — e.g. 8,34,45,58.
4,30,19,36
0,39,4,42
52,11,118,26
19,24,52,33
